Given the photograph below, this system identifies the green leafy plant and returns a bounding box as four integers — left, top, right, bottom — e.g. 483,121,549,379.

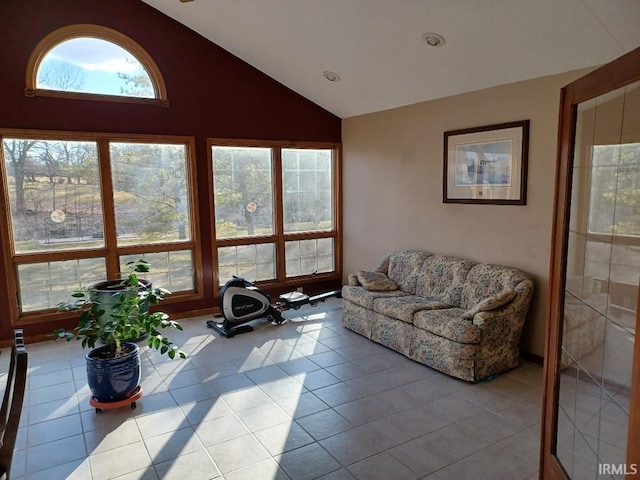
54,259,186,359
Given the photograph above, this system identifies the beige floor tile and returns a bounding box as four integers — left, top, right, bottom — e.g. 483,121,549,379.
144,426,204,464
313,382,364,407
110,467,159,480
29,368,74,389
194,413,249,447
455,408,526,443
222,458,289,480
135,407,189,439
296,408,353,440
235,401,291,432
27,397,80,425
423,444,538,480
179,397,234,426
169,381,218,405
307,350,349,368
347,451,419,480
276,442,342,480
254,421,315,456
220,386,273,411
80,403,135,433
22,458,91,480
276,391,329,419
27,413,83,447
88,441,152,479
316,468,357,480
320,426,386,466
333,395,395,426
153,449,220,480
26,434,86,474
84,418,142,454
292,368,341,390
13,303,552,480
497,424,543,466
388,432,459,476
257,376,308,401
207,434,270,474
422,422,493,460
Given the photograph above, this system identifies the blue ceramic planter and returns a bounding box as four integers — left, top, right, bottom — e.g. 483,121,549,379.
86,342,141,403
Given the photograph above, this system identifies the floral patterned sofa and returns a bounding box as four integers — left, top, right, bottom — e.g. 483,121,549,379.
342,250,534,382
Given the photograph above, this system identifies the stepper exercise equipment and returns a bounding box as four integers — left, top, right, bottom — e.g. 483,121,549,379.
206,276,342,338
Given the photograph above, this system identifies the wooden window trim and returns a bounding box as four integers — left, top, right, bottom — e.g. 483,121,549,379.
0,128,202,325
25,24,169,107
208,138,342,295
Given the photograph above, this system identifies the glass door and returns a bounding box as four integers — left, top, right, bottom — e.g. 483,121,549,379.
541,48,640,480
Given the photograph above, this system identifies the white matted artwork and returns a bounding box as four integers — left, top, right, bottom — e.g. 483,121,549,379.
444,120,529,205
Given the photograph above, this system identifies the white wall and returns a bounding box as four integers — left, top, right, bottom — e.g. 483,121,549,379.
342,68,592,357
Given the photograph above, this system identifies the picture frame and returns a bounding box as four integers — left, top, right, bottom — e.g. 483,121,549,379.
443,120,529,205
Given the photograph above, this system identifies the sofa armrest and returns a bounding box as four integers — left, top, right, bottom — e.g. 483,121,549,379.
471,278,533,346
348,274,361,286
472,308,510,327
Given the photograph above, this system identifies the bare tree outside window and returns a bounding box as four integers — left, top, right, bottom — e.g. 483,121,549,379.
110,143,191,244
36,37,154,98
2,138,103,253
212,146,274,239
37,58,85,91
0,135,196,313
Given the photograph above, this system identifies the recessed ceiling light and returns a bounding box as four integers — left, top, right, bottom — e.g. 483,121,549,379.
422,33,445,47
323,71,341,82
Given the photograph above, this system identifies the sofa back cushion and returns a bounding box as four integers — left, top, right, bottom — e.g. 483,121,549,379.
387,251,431,294
415,255,476,306
460,264,530,310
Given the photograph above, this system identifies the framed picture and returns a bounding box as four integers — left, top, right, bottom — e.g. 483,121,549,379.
443,120,529,205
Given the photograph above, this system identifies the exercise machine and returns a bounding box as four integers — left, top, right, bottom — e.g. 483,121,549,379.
206,276,341,337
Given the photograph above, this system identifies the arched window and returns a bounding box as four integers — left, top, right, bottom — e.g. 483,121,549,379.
25,24,168,106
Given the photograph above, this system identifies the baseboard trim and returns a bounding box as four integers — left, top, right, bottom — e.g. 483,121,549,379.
521,350,544,365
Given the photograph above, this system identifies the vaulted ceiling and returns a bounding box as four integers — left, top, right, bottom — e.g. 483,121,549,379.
142,0,640,118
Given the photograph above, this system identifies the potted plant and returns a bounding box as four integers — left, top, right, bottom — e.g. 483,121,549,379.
54,259,186,405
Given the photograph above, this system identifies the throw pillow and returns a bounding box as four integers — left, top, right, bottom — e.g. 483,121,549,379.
462,290,517,319
356,270,397,291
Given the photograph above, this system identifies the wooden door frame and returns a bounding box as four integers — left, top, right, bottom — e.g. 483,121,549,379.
540,46,640,480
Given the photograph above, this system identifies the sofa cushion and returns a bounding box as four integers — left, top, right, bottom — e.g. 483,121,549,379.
413,309,482,344
461,290,516,319
460,264,530,310
341,285,408,310
373,296,453,323
387,251,431,294
374,254,392,274
415,255,476,306
356,271,398,291
370,312,412,356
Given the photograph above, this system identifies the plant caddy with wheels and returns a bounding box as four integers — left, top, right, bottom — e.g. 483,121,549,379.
54,259,186,413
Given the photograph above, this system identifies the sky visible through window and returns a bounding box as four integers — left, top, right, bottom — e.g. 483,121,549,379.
37,37,154,98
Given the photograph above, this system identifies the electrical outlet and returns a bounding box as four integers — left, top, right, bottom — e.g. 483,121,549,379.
296,286,304,293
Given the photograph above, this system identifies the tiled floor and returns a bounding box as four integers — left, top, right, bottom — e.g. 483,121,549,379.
5,299,543,479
